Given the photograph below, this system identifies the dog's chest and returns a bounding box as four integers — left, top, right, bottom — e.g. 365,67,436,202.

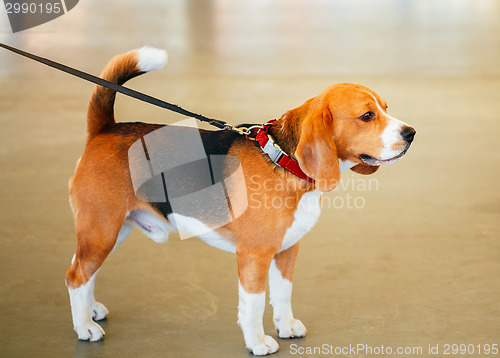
279,190,322,252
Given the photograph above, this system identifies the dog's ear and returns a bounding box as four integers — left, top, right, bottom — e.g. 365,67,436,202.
351,164,379,175
295,107,340,192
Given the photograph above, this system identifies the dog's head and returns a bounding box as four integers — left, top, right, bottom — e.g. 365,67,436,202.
289,83,416,191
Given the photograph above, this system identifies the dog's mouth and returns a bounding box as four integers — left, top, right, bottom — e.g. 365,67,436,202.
360,148,409,166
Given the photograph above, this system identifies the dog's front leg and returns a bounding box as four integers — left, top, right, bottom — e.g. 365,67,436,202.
269,243,307,338
237,250,279,356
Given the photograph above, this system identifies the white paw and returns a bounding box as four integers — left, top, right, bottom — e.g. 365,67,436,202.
277,318,307,339
91,302,109,321
74,320,105,341
249,335,279,356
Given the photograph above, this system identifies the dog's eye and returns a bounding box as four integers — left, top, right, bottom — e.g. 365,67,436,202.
359,111,375,122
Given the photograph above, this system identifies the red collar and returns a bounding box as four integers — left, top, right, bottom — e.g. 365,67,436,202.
255,120,315,183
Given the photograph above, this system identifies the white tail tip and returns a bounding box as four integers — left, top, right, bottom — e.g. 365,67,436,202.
136,46,167,73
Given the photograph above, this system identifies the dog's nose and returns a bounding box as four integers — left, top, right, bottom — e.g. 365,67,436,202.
401,126,416,142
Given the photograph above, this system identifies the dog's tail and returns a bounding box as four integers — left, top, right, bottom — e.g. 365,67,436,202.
86,47,167,138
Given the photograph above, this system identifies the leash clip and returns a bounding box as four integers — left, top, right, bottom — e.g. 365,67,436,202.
225,124,263,141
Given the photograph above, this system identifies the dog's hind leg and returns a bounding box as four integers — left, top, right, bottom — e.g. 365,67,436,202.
87,221,132,322
65,210,128,341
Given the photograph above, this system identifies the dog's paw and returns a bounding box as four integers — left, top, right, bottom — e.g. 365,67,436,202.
75,321,105,342
249,335,279,356
276,318,307,339
91,302,109,321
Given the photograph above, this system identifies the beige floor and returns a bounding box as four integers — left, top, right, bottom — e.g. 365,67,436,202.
1,1,499,357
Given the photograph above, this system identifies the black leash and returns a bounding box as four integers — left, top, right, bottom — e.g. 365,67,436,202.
0,43,318,182
0,43,237,131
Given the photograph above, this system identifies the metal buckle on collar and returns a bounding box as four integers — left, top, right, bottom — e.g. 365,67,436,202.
262,134,284,163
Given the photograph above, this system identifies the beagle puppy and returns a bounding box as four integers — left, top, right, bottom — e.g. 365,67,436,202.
65,47,415,355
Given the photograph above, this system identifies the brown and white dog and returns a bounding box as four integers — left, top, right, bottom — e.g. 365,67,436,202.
65,47,415,355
